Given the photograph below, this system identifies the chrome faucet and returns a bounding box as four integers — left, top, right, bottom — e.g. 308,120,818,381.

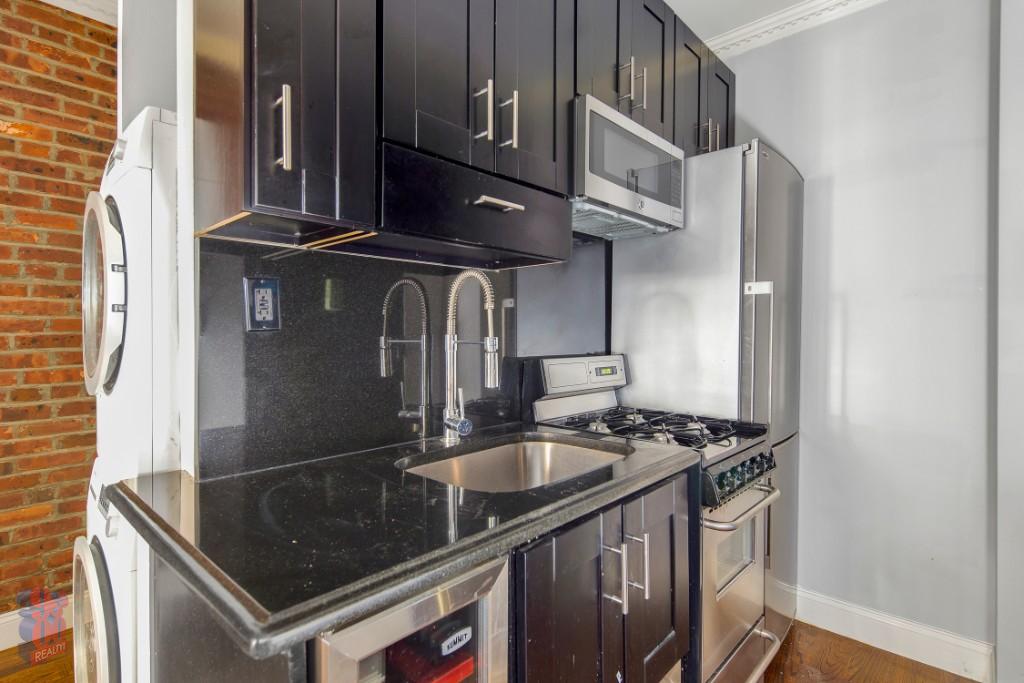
380,278,430,435
443,269,500,445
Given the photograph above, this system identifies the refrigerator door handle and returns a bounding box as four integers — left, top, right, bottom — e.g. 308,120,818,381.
744,281,774,428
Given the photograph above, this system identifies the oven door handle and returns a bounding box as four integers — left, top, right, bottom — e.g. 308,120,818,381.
701,485,780,532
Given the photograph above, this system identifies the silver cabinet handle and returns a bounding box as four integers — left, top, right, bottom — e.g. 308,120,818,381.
274,83,293,171
696,118,714,153
701,485,780,533
714,121,722,150
499,89,518,149
473,79,494,141
601,542,629,615
617,56,636,103
632,67,647,111
473,195,525,213
625,532,650,600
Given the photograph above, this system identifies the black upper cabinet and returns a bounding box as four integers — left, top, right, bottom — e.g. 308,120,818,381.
195,0,376,245
576,0,631,113
517,474,691,683
673,19,706,157
382,0,495,171
494,0,574,194
384,0,573,194
628,0,674,138
250,0,375,224
706,54,736,151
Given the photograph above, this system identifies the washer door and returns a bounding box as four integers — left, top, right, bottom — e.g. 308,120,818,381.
73,536,121,683
82,192,126,396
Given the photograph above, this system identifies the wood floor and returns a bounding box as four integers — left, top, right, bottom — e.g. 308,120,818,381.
765,621,977,683
0,632,72,683
0,621,977,682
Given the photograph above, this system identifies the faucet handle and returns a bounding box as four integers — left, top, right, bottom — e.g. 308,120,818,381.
444,415,473,437
458,387,466,417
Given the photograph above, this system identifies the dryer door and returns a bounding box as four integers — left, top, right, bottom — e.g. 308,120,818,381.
82,192,127,396
73,536,121,683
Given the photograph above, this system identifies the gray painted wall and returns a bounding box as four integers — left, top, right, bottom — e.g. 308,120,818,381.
516,243,607,357
727,0,995,642
118,0,176,130
997,1,1024,678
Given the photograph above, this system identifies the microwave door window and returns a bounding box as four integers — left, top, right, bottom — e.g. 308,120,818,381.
589,112,681,208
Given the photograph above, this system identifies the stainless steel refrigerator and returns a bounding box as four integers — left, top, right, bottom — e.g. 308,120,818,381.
611,139,803,649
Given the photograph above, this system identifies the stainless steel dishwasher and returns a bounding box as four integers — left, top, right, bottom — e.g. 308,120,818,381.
313,558,509,682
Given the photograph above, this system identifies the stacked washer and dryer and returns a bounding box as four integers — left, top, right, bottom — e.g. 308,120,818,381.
72,107,184,683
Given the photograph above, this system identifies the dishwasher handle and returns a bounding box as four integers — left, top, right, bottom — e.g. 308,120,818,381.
701,485,780,533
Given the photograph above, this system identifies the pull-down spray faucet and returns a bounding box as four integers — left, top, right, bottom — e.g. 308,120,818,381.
379,278,430,435
443,269,500,445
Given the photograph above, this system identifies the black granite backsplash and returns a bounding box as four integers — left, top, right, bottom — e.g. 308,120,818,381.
197,239,517,479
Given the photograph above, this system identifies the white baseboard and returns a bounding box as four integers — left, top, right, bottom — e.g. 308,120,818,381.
796,586,994,682
0,598,73,652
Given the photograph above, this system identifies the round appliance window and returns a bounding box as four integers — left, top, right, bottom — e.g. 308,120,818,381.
72,536,120,683
81,193,126,396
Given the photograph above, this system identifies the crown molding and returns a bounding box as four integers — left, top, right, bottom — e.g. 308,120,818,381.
706,0,890,58
42,0,116,26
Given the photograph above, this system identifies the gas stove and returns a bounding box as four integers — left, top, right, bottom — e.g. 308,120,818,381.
549,406,767,450
520,354,774,508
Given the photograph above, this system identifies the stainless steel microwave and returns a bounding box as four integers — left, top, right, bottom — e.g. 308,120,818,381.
572,94,685,240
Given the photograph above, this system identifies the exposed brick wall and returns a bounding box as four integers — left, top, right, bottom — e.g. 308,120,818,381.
0,0,115,612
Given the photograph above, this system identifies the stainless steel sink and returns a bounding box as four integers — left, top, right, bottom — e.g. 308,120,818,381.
397,432,632,493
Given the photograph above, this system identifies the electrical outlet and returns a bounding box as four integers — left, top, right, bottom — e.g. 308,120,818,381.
244,277,281,331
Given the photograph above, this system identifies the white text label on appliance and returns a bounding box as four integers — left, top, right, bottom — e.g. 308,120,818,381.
441,626,473,656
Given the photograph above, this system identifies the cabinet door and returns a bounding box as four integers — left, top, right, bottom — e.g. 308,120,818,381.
252,0,303,213
576,0,632,113
494,0,574,193
706,55,736,151
673,19,707,157
382,0,495,170
629,0,673,139
516,515,604,682
623,475,689,683
252,0,341,219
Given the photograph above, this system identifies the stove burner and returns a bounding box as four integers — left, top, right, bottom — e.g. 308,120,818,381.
553,406,768,450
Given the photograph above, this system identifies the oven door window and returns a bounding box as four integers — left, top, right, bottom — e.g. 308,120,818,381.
589,111,682,208
715,517,756,594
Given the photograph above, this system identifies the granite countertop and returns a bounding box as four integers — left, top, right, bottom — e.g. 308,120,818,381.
105,422,702,659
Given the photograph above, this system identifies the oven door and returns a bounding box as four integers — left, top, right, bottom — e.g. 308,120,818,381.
575,95,684,228
701,481,778,682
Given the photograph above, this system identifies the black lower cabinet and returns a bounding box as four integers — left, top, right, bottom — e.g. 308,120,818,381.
515,472,694,683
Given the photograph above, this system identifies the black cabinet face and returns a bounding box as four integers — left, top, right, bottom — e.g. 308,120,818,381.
383,0,495,170
708,58,736,150
494,0,573,193
673,20,705,157
517,516,604,682
630,0,673,138
576,0,631,113
252,0,304,212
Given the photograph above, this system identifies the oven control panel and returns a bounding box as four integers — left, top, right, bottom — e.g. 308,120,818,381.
541,354,627,396
702,448,775,508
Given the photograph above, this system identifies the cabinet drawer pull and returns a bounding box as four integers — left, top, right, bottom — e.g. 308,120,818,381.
625,532,650,600
274,84,293,171
601,542,629,615
714,121,722,151
474,79,494,141
617,56,636,103
499,90,519,149
632,67,647,112
473,195,525,213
